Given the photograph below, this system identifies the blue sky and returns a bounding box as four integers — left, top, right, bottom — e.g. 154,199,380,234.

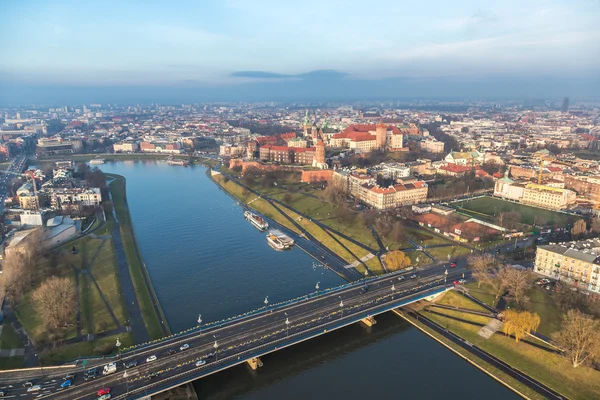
0,0,599,101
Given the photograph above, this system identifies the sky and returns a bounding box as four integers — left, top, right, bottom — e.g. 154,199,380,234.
1,0,599,103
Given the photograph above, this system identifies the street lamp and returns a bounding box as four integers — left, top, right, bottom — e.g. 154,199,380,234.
391,283,396,299
116,337,122,359
444,269,448,285
198,314,203,334
213,335,219,361
264,296,269,307
364,269,369,277
339,296,344,319
285,314,290,337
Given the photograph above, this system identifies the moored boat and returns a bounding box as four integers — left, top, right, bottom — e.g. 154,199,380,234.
266,233,285,250
269,229,294,248
244,210,269,231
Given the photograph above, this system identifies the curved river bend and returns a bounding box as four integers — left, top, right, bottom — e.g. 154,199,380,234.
99,161,518,400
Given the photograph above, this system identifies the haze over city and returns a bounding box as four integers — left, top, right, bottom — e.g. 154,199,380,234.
1,0,600,104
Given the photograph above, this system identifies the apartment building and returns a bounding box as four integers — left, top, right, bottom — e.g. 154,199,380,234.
113,142,140,152
521,183,576,210
50,187,102,209
535,238,600,293
259,145,316,165
357,180,428,209
418,138,445,153
219,144,245,157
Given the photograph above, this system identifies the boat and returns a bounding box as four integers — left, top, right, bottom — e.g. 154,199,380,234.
244,210,269,231
269,229,294,248
90,158,105,165
167,158,189,166
266,233,286,251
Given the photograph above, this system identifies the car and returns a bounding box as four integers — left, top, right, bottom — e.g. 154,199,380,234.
168,349,177,355
450,262,457,268
180,344,190,351
84,370,98,381
123,360,138,369
458,279,466,284
359,286,369,294
146,355,157,363
98,395,112,400
27,385,42,393
22,381,34,388
453,280,460,285
0,391,6,397
410,274,417,279
97,388,111,396
147,372,160,380
60,380,72,388
63,373,75,380
195,359,206,367
397,276,404,281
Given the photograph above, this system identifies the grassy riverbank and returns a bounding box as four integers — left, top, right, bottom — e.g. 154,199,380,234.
107,174,167,340
422,290,600,400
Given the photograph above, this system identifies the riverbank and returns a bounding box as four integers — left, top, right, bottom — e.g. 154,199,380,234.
34,152,220,168
106,173,170,340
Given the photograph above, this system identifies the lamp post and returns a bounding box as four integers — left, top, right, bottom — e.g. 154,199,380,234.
198,314,203,334
364,269,369,277
444,269,448,285
116,337,122,360
391,283,396,299
339,297,344,319
264,296,269,308
285,315,290,337
213,335,219,361
315,281,320,296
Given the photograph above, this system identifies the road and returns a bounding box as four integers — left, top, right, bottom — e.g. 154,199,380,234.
0,263,468,400
0,155,27,205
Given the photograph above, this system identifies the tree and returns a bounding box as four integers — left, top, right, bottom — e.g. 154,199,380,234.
502,267,533,308
282,193,293,203
461,127,470,133
552,310,600,368
32,276,77,330
388,221,405,244
466,253,495,288
383,250,411,271
1,253,29,304
553,282,588,311
571,219,587,239
501,309,541,343
589,217,600,234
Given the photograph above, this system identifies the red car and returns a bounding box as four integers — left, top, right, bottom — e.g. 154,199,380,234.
97,388,111,396
450,262,457,268
453,280,460,285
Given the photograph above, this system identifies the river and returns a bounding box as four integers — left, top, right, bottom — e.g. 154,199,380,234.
98,160,519,400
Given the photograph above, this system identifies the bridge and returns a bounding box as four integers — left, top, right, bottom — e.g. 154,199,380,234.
1,264,467,400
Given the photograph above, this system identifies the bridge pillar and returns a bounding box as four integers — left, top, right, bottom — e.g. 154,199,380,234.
360,316,377,327
247,357,263,370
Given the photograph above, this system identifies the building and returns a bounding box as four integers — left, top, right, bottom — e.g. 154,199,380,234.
36,138,83,156
50,187,102,209
19,193,40,210
564,175,600,202
330,124,404,152
494,170,525,201
380,163,411,179
219,144,245,157
140,142,156,152
418,138,445,153
437,163,472,177
113,142,140,152
535,238,600,293
357,180,428,209
521,183,576,210
444,151,483,166
287,138,308,148
259,145,316,165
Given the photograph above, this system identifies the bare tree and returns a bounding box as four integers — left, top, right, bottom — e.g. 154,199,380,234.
502,309,541,343
32,276,77,330
552,310,600,368
1,253,29,304
571,219,587,239
467,253,495,288
502,267,533,308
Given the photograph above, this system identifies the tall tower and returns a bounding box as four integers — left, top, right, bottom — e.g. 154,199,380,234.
247,140,257,159
311,125,318,140
376,122,387,149
312,129,327,169
303,109,310,137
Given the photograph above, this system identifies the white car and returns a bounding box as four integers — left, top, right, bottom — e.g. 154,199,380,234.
458,279,466,284
397,276,404,281
27,385,42,392
146,355,157,363
195,359,206,367
180,344,190,351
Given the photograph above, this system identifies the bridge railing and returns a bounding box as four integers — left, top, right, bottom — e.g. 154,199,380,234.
119,268,420,354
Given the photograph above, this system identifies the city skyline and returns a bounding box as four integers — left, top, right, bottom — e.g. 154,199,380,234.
1,0,599,103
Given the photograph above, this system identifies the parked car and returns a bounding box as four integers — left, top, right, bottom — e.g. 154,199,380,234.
180,344,190,351
60,380,72,388
97,388,111,396
123,360,138,369
146,355,157,363
195,359,206,367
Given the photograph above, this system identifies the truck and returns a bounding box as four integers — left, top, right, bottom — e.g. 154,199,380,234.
103,362,117,375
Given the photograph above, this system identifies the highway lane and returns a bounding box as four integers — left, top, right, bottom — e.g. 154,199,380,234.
12,265,469,400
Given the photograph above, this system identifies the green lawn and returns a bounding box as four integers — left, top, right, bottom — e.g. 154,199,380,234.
0,324,23,349
426,245,471,261
525,288,564,337
454,197,578,227
463,282,499,308
0,357,25,370
108,174,165,340
435,290,490,312
426,291,600,400
41,332,135,364
406,251,431,267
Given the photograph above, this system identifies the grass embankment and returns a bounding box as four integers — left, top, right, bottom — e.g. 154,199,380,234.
423,290,600,400
41,332,135,365
426,245,471,261
108,174,165,340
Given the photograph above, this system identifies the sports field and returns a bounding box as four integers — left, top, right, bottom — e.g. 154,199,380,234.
454,197,579,227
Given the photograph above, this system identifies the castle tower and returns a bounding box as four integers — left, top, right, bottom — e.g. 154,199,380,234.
303,109,310,137
311,125,318,140
312,128,327,169
375,122,387,149
247,140,257,159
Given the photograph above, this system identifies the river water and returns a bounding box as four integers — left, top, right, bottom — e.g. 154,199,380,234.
99,160,519,400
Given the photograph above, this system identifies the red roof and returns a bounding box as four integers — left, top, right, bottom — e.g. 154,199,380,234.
333,124,404,140
440,163,470,173
547,166,562,172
